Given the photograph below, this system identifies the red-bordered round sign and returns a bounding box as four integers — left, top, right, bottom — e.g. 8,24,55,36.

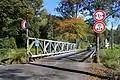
94,21,106,33
94,10,106,21
21,20,27,30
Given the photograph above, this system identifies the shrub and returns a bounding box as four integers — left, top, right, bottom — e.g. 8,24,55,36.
0,49,28,64
101,49,120,69
0,37,17,49
78,42,90,50
114,44,120,49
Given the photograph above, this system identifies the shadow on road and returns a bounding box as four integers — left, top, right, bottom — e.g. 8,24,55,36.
65,51,93,62
0,67,67,80
50,50,88,60
0,69,30,80
28,63,111,79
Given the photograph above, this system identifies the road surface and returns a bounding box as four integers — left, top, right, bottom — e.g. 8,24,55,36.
0,49,104,80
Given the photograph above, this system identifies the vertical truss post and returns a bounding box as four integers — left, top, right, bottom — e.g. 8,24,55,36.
61,43,64,51
70,44,72,50
67,43,69,51
58,43,62,52
49,42,52,53
54,43,58,52
44,41,46,53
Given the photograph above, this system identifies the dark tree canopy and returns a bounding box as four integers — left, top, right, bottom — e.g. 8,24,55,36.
56,0,120,22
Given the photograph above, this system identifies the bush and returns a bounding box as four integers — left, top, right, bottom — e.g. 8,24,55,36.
0,49,28,64
78,42,90,50
101,49,120,69
0,37,17,49
114,44,120,49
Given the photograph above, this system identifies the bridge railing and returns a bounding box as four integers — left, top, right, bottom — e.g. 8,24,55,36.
27,37,77,57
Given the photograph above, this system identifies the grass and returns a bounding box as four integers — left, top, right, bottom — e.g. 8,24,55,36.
100,48,120,70
0,48,28,64
0,47,44,64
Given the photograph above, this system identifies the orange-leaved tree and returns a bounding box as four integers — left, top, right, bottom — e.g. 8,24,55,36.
55,18,89,42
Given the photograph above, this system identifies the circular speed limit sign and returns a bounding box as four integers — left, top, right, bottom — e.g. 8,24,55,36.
94,10,106,21
94,21,106,33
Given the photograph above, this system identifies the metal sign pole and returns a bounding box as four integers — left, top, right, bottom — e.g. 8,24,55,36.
26,28,29,55
97,33,100,63
94,10,106,64
21,20,29,62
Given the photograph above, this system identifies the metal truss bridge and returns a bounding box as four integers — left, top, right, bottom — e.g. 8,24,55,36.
27,37,77,58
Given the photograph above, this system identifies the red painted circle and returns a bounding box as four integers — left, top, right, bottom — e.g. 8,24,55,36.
94,10,106,21
93,21,106,33
21,20,27,30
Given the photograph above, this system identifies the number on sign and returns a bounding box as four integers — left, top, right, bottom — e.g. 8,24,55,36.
96,14,104,19
94,10,106,21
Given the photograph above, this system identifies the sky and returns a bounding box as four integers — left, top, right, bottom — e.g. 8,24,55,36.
43,0,60,16
43,0,120,30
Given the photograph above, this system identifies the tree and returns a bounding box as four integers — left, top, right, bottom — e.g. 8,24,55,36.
56,0,120,25
47,15,63,40
56,0,96,43
79,0,120,49
114,25,120,44
0,0,43,47
56,18,89,42
56,0,81,18
0,0,36,37
79,0,120,22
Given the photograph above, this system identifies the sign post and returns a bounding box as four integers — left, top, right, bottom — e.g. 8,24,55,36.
94,10,106,63
21,20,29,59
26,28,29,55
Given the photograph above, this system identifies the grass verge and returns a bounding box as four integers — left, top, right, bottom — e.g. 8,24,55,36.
100,48,120,70
0,48,28,64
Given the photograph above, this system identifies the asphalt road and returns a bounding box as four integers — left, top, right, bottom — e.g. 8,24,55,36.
0,50,95,80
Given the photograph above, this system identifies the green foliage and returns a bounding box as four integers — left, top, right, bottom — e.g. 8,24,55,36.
56,0,81,18
78,42,90,50
114,44,120,49
114,26,120,44
0,0,47,48
0,49,28,64
0,37,17,49
55,18,89,42
101,49,120,70
0,0,35,37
